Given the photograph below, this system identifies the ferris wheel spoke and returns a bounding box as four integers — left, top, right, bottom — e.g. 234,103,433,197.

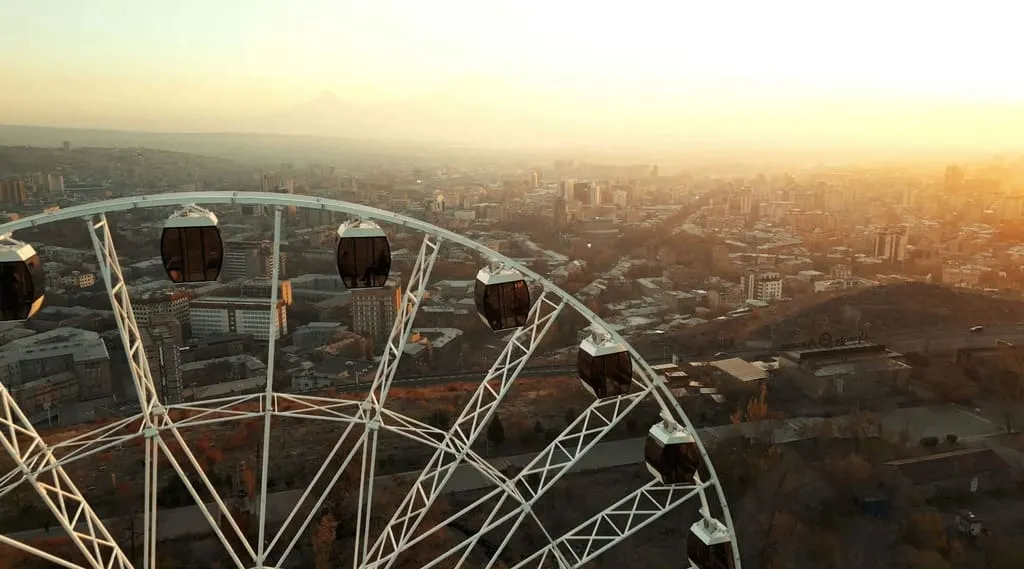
0,533,92,569
0,414,143,495
352,233,441,567
149,418,255,568
0,384,133,569
87,213,255,568
256,207,285,564
365,291,563,569
86,214,161,417
453,388,651,569
266,423,368,566
271,393,364,423
366,233,442,410
163,393,266,428
511,481,707,569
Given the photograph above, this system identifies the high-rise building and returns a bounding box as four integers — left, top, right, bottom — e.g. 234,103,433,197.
260,173,278,192
223,241,287,280
47,173,65,195
944,165,965,192
873,226,908,263
553,197,568,228
561,179,575,200
531,170,541,188
0,178,27,206
351,277,401,352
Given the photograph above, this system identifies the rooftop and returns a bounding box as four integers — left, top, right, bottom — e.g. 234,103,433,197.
710,358,769,383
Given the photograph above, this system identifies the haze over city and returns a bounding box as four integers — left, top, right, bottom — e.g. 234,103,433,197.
6,2,1024,569
3,0,1024,157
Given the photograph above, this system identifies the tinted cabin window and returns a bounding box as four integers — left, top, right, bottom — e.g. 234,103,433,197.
661,440,700,484
474,279,487,316
0,259,39,320
372,239,391,286
609,351,632,391
201,227,223,280
711,543,735,569
577,350,595,394
644,437,664,475
162,227,222,283
161,228,184,282
25,254,45,301
597,351,631,398
683,440,709,482
338,236,390,288
183,227,205,282
491,282,508,329
688,532,733,569
511,280,530,327
687,532,708,569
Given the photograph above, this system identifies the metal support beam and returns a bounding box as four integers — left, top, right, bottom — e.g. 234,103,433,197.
354,233,440,567
0,385,133,569
511,482,707,569
86,213,255,569
256,207,284,565
371,389,650,569
365,291,564,569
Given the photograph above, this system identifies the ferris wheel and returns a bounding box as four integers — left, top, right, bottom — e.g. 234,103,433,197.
0,192,740,569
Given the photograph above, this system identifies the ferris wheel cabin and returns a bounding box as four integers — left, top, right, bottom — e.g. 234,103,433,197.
577,334,632,399
0,239,45,321
336,220,392,289
645,419,706,485
474,266,531,331
687,516,735,569
160,206,223,284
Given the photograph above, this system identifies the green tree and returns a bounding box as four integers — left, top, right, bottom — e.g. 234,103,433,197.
488,414,506,448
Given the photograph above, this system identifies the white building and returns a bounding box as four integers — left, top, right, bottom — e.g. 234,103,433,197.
190,296,288,341
741,270,783,303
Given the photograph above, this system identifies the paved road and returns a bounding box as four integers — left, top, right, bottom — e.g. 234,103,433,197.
4,402,1008,545
716,323,1024,360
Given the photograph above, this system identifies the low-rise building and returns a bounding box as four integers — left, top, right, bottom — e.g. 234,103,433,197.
778,342,911,402
882,448,1014,498
0,327,112,418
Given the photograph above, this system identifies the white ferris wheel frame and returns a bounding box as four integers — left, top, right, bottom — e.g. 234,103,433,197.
0,192,741,569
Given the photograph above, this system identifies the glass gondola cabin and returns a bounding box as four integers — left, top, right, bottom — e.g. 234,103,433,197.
645,421,706,485
577,336,632,399
474,266,530,331
687,517,735,569
336,220,391,289
160,208,223,284
0,240,45,321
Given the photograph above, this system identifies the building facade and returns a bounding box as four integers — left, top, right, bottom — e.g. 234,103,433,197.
190,296,288,341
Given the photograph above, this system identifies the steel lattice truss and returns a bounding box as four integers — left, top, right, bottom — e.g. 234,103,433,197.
0,193,741,569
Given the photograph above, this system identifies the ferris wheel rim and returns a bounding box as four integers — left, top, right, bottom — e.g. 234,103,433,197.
0,191,741,569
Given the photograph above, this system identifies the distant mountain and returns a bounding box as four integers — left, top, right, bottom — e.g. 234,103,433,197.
0,123,515,165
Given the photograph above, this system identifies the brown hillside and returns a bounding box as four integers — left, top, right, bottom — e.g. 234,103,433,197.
675,283,1024,351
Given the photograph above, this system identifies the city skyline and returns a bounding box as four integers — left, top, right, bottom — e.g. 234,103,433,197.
3,0,1024,154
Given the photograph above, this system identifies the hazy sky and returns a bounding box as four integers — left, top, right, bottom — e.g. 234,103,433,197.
3,0,1023,152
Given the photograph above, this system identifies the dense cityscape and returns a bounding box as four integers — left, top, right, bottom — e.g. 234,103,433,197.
4,2,1024,568
0,134,1021,568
